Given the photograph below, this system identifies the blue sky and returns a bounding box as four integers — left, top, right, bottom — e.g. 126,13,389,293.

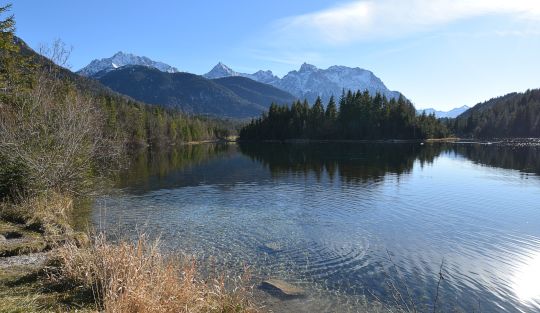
11,0,540,110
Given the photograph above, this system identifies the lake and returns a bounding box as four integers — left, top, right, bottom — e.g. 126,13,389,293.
92,142,540,312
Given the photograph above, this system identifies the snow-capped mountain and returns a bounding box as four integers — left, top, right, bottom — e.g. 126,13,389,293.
204,63,279,84
417,105,470,118
203,62,240,79
275,63,401,104
78,51,178,77
203,62,401,104
245,70,279,84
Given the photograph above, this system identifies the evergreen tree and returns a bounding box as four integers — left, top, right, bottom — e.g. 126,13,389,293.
239,90,449,141
325,96,338,121
451,89,540,138
0,4,19,91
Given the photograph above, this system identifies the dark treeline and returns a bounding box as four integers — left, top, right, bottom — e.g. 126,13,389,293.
450,89,540,138
239,91,449,140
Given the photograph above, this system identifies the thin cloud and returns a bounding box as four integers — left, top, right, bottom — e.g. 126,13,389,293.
247,48,323,67
274,0,540,44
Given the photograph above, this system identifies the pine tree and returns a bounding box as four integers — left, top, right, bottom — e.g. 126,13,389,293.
311,96,325,122
325,96,337,121
239,90,450,141
0,4,18,91
0,4,15,48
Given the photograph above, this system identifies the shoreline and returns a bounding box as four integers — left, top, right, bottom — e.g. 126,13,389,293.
236,138,461,144
216,137,540,145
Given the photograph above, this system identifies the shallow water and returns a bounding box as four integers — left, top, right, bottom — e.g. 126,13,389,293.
93,143,540,312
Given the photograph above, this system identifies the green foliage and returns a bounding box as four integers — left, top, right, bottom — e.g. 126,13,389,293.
94,94,231,147
0,4,18,90
451,89,540,138
0,4,15,44
239,91,449,140
325,96,337,121
0,153,28,199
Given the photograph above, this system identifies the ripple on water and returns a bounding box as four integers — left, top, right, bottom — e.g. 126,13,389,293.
93,144,540,313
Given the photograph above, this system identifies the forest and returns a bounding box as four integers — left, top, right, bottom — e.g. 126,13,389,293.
450,89,540,138
239,91,449,140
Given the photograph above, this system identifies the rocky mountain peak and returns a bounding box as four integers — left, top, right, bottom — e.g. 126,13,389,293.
77,52,178,77
299,63,318,72
204,62,239,79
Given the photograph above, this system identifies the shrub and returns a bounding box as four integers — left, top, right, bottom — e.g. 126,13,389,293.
0,153,29,200
0,53,122,199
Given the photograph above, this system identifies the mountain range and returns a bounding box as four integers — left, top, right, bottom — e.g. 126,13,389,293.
76,52,470,119
9,35,540,142
78,51,179,77
204,62,278,84
417,105,470,118
203,62,402,105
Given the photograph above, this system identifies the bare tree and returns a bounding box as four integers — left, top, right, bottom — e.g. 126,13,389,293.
0,40,122,198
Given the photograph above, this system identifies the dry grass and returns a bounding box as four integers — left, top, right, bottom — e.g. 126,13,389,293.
56,233,260,313
0,192,75,237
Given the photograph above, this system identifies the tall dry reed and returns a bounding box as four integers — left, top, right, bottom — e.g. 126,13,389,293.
57,233,259,313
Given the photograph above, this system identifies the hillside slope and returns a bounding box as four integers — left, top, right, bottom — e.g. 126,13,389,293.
98,66,296,118
212,76,295,109
7,37,229,146
453,89,540,138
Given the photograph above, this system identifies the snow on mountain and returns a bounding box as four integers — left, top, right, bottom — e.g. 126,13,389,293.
244,70,279,84
203,62,402,105
417,105,470,118
275,63,402,104
203,62,240,79
78,51,179,77
204,63,279,84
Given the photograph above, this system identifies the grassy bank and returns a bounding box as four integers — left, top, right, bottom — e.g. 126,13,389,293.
0,193,259,313
0,194,93,312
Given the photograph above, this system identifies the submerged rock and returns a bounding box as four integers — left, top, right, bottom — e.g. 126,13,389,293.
261,278,304,297
263,242,283,252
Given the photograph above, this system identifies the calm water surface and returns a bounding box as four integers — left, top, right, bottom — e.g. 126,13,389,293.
93,143,540,312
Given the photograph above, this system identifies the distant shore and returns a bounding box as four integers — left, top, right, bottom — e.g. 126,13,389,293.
227,137,540,145
236,138,461,144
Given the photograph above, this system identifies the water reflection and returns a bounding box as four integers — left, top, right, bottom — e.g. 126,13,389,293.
96,142,540,313
117,144,236,192
238,142,540,182
238,143,445,183
451,143,540,175
117,143,540,192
